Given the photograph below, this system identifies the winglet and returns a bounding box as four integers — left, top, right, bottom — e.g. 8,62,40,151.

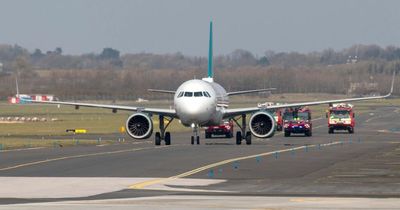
207,21,213,79
389,71,396,95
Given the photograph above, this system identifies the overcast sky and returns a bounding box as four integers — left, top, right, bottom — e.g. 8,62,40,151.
1,0,399,56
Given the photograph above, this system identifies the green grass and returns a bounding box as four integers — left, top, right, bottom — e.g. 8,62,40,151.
0,95,398,149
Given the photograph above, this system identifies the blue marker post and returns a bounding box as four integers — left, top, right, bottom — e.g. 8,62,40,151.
208,169,214,178
274,151,279,159
291,148,295,156
318,144,321,150
0,144,3,151
256,156,261,163
305,145,308,153
233,161,239,170
349,138,352,144
218,168,223,175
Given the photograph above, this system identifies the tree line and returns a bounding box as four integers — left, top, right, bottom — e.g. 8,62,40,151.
0,44,398,100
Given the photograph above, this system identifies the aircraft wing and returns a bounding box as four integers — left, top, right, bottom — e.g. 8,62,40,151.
27,100,177,118
227,88,276,96
223,72,395,118
148,89,176,94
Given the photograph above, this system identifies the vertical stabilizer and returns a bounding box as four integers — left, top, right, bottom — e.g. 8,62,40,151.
207,21,213,79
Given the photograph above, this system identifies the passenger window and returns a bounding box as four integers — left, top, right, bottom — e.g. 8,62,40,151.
204,91,211,97
194,92,203,97
184,92,193,97
177,92,184,98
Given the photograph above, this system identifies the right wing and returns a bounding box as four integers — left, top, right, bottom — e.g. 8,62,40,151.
148,89,176,94
27,100,177,118
224,71,396,118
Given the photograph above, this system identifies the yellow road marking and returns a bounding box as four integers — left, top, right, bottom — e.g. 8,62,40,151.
0,145,174,172
129,141,341,189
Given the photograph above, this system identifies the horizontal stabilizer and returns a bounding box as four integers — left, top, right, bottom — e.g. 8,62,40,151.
227,88,276,96
148,89,176,94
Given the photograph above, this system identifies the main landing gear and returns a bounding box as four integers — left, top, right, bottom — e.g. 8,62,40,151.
191,124,200,145
155,115,173,146
232,114,252,145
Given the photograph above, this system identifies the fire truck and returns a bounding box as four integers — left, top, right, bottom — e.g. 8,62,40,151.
326,103,355,134
274,109,284,131
283,107,312,137
205,119,234,138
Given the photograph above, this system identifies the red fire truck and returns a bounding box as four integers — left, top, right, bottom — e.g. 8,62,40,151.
283,107,312,137
274,109,284,131
327,103,355,134
205,119,234,138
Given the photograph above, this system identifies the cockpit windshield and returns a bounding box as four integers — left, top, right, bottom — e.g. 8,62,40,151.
179,91,211,98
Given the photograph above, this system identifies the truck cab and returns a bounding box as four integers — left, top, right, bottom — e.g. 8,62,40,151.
283,107,312,137
327,103,355,134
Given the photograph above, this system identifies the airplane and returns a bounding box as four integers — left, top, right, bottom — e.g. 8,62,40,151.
28,21,396,146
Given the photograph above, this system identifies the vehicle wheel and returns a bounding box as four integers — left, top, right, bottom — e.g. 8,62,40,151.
284,131,290,137
165,132,171,145
155,132,161,145
329,128,334,134
205,132,210,139
191,136,194,145
196,136,200,145
305,130,312,137
236,131,242,145
348,127,354,134
245,131,252,145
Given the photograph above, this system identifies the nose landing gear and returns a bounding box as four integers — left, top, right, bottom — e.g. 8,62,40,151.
191,124,200,145
155,115,173,146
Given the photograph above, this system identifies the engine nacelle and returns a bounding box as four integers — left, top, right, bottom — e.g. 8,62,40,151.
125,113,153,139
249,111,276,138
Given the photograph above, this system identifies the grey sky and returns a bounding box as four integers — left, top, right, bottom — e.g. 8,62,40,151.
1,0,399,56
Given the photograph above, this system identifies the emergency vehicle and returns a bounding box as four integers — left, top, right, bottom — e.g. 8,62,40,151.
326,103,355,134
205,119,234,138
283,107,312,137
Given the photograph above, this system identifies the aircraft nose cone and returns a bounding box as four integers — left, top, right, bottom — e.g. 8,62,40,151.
177,99,212,124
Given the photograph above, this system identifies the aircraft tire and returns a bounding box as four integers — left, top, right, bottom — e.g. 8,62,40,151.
236,131,242,145
191,136,194,145
155,132,161,146
284,131,290,137
196,136,200,145
165,132,171,145
245,131,252,145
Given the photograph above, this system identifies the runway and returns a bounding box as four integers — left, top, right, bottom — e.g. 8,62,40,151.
0,106,400,209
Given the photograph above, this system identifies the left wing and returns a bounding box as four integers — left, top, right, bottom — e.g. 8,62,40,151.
224,72,395,118
27,100,177,118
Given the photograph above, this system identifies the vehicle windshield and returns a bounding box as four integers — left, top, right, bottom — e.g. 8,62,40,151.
284,112,309,121
331,110,350,118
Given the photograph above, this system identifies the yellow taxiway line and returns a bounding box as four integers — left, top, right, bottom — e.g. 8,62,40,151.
129,141,341,189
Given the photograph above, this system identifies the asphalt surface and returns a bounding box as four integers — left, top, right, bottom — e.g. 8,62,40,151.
0,105,400,209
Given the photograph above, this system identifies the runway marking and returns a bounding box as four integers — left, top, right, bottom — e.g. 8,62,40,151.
129,141,341,190
0,147,45,153
0,145,177,172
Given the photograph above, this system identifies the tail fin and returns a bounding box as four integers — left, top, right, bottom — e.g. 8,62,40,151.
207,21,213,79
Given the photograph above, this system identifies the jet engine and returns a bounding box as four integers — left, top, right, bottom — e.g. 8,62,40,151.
125,113,153,139
249,111,276,138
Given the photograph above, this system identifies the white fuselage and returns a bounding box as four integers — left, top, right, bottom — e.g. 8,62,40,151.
174,79,229,127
